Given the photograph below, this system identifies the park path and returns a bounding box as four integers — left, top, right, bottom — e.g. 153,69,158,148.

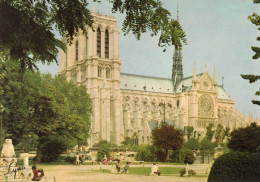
38,163,210,182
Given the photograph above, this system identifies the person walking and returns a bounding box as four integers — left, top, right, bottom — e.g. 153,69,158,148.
121,162,129,174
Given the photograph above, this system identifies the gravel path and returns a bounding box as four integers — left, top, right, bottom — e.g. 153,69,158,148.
37,164,210,182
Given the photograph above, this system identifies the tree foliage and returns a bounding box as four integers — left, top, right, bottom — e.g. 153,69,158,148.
205,123,215,141
184,138,200,151
184,126,194,140
208,151,260,182
241,0,260,105
0,58,92,163
151,124,184,160
135,144,156,162
228,123,260,153
200,138,215,152
0,0,186,70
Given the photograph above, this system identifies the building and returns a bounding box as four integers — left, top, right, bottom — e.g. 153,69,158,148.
58,8,254,146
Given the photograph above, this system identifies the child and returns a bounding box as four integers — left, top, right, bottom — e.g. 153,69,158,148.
32,165,44,181
121,162,129,174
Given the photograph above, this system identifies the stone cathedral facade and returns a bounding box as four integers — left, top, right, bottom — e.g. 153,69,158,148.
59,9,254,146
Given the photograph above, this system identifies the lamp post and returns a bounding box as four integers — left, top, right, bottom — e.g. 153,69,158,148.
159,102,166,125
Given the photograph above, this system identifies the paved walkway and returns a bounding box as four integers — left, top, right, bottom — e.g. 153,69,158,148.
38,164,210,182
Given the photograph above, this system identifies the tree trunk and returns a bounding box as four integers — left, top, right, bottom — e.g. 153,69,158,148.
165,149,169,161
36,146,42,164
201,150,205,164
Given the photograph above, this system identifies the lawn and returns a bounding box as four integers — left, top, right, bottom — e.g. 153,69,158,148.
129,167,182,176
93,167,183,176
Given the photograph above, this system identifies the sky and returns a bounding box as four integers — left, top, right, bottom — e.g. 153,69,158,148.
38,0,260,118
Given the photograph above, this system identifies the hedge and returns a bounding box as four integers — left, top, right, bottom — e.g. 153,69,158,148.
208,151,260,182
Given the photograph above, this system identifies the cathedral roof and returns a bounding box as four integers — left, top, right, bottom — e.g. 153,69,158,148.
120,72,232,100
175,74,203,93
217,86,231,100
120,73,174,93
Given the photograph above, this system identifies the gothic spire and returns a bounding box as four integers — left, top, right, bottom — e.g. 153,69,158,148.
213,65,217,85
193,63,196,79
172,5,183,91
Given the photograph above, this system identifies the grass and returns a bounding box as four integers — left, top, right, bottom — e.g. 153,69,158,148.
129,167,182,176
93,167,183,176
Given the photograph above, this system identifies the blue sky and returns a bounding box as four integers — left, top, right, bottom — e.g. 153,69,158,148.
38,0,260,118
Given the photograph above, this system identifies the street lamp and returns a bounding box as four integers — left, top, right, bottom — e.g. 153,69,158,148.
159,102,166,125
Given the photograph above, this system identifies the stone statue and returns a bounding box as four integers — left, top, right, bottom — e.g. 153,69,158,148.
215,124,225,148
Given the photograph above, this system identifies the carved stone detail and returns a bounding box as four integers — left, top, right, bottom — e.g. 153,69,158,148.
198,94,214,117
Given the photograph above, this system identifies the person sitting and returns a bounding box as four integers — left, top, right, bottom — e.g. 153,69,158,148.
32,165,44,181
102,154,108,165
80,155,85,164
108,156,112,165
121,162,129,174
151,162,161,176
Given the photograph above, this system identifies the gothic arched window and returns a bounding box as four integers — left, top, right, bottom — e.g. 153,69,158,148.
97,28,101,57
75,40,78,62
133,133,139,146
105,29,109,58
106,68,110,79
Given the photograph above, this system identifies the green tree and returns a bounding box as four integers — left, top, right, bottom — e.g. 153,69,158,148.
205,123,215,141
224,127,230,137
121,137,134,146
0,59,92,163
151,124,184,161
228,123,260,153
184,138,200,151
93,140,113,162
200,138,215,164
0,0,186,70
93,140,114,148
184,126,194,140
241,0,260,105
135,144,155,162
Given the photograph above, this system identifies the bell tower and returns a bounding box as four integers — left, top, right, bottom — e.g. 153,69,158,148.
59,7,122,146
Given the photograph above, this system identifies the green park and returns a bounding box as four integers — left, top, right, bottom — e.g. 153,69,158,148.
0,0,260,182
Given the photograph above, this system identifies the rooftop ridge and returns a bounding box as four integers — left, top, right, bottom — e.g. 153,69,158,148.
120,72,205,81
120,72,172,80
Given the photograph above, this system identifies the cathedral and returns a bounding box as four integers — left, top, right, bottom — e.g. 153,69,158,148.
58,9,254,146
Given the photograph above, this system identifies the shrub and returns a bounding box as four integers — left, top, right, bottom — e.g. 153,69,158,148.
64,156,75,164
170,148,195,164
179,168,196,177
156,148,167,162
208,151,260,182
180,168,186,177
135,144,156,162
183,149,195,164
96,146,110,162
188,169,196,176
228,123,260,153
40,138,67,163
